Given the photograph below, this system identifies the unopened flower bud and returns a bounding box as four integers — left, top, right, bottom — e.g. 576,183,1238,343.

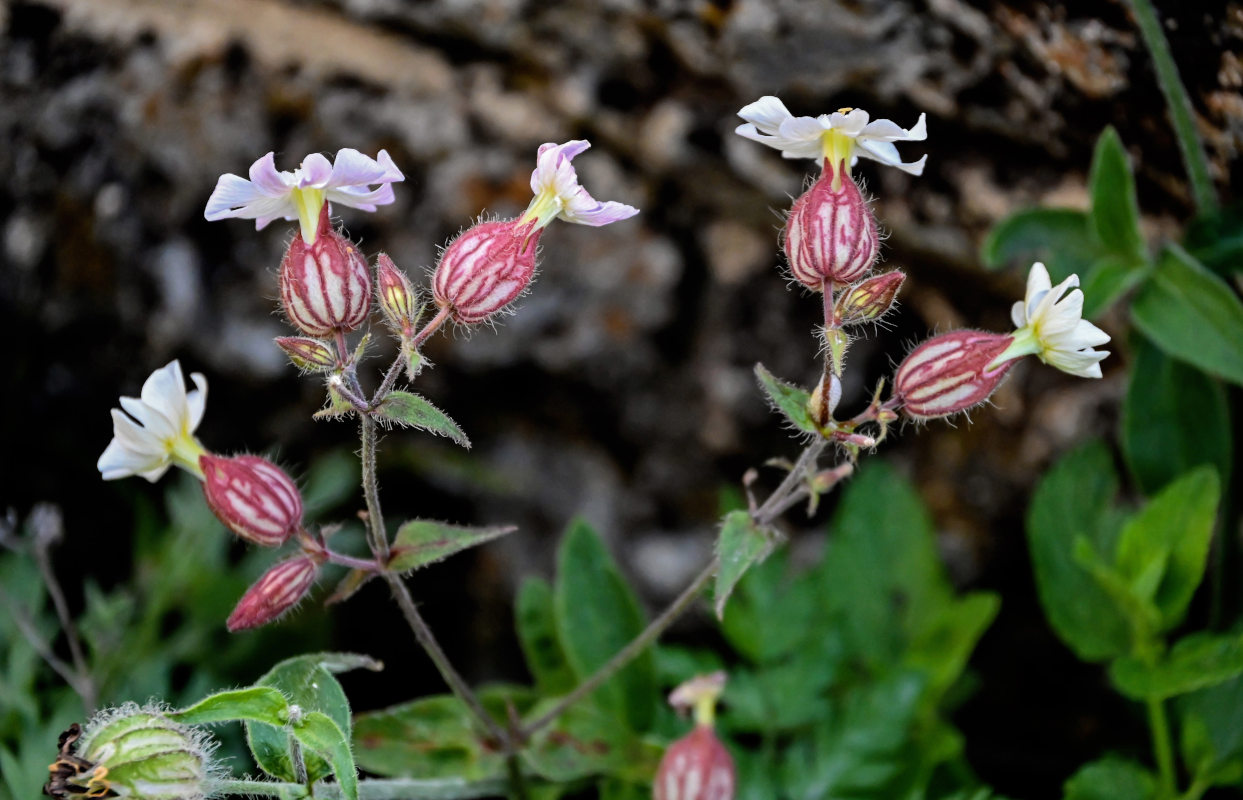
375,253,420,336
835,270,905,325
46,705,217,800
279,204,371,336
807,372,842,428
657,673,734,800
201,455,303,547
894,330,1015,420
784,165,879,289
432,219,541,324
275,336,337,373
227,555,320,631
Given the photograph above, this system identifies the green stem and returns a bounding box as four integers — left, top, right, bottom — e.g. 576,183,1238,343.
214,777,510,800
1147,697,1178,799
358,417,391,564
1125,0,1218,212
519,556,718,738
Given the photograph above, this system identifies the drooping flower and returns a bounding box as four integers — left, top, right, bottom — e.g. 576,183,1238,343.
735,96,927,177
518,140,639,230
98,361,208,483
204,149,404,244
992,262,1111,378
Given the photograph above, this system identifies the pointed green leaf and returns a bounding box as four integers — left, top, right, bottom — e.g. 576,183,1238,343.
1027,441,1132,662
713,510,773,619
980,207,1099,281
904,591,1000,700
292,711,357,800
377,391,470,448
1110,632,1243,701
1186,202,1243,278
387,520,515,573
1080,255,1149,319
168,687,288,727
247,653,378,783
1132,245,1243,386
1122,336,1232,495
352,695,506,780
516,577,577,695
553,521,656,732
1088,128,1146,261
754,363,817,434
1114,466,1220,630
1179,673,1243,788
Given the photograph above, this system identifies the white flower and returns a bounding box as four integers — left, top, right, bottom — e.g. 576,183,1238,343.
994,262,1111,378
520,140,639,230
98,361,209,482
204,149,404,243
735,96,927,175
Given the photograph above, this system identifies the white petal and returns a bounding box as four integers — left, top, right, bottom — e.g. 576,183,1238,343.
140,361,190,429
825,108,869,135
859,113,927,143
204,174,266,221
297,153,334,188
186,373,209,431
326,148,405,190
248,152,294,197
736,96,793,135
1011,299,1028,329
108,408,164,454
98,438,162,481
854,139,927,175
118,396,176,440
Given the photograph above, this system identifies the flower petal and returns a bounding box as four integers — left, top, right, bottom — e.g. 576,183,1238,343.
204,174,267,221
825,108,869,136
187,372,209,431
327,148,405,191
119,396,176,440
297,153,334,188
139,361,189,428
248,152,293,196
860,113,927,142
737,96,794,135
854,139,927,175
98,437,163,481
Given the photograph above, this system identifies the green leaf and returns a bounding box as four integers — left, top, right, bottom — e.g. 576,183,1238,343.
248,653,378,783
1072,537,1161,638
352,695,506,780
713,510,773,619
818,461,952,667
1186,202,1243,278
1132,245,1243,386
1110,632,1243,701
1080,256,1149,319
168,687,289,727
904,592,1000,701
754,363,818,434
1122,336,1232,495
1088,128,1146,261
722,633,841,734
1027,441,1132,661
516,577,577,696
292,711,357,800
721,549,820,664
376,391,470,448
521,699,662,783
553,521,657,732
1114,466,1220,630
387,520,515,573
980,208,1100,281
1063,757,1156,800
1180,672,1243,787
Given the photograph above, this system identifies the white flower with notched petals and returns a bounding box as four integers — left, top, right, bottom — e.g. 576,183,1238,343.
204,149,404,243
993,262,1111,378
735,96,927,176
520,140,639,230
98,361,209,482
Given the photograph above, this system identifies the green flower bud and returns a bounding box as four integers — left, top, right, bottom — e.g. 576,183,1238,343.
46,705,218,800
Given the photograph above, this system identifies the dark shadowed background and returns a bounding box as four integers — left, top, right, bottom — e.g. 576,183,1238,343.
2,0,1239,794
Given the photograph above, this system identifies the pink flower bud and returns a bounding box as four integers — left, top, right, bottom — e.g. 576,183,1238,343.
227,555,319,632
432,219,541,324
279,205,371,336
201,454,303,547
654,725,736,800
275,336,338,372
784,165,879,289
894,330,1015,420
375,253,419,336
834,270,905,325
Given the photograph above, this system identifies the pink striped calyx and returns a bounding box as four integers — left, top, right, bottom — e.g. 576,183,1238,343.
432,219,542,324
227,554,320,632
784,161,879,289
201,454,303,547
835,270,905,326
894,330,1015,420
655,725,736,800
279,204,372,336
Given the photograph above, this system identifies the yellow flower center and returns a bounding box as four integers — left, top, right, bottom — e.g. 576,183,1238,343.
292,187,327,244
820,129,856,189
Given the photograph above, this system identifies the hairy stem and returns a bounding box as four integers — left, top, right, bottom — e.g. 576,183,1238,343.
214,777,510,800
382,572,510,748
358,417,391,564
520,557,719,739
1125,0,1217,212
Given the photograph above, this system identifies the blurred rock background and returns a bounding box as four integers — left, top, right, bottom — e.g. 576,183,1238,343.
1,0,1239,794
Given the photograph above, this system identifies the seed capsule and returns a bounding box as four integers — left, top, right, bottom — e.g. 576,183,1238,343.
784,164,879,289
200,455,303,547
279,205,371,336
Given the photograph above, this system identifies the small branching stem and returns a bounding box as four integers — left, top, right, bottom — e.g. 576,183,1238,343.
1148,696,1177,799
